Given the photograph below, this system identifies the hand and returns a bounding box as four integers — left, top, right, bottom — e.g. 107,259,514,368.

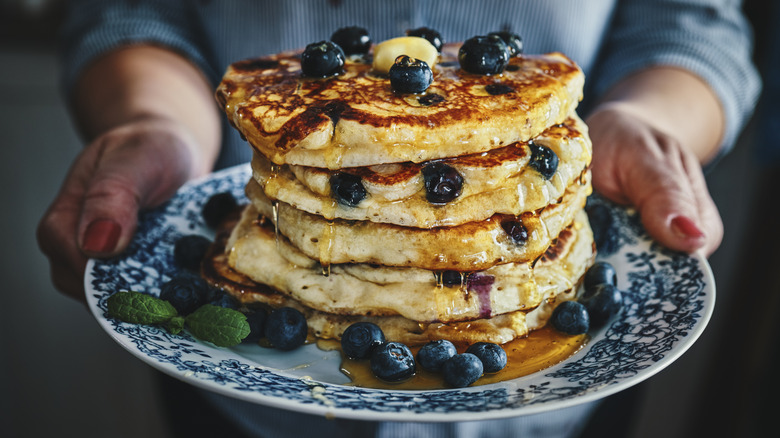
586,104,723,256
37,118,200,302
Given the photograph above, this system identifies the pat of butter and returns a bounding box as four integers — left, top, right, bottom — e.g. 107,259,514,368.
372,36,438,74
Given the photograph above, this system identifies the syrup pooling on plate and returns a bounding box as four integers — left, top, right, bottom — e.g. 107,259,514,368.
336,326,588,390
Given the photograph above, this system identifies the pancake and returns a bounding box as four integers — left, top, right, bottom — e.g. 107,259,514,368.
253,114,591,227
245,171,591,270
220,204,594,323
215,45,584,169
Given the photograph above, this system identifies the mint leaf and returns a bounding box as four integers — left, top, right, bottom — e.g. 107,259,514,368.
107,291,178,324
165,316,185,335
185,304,250,347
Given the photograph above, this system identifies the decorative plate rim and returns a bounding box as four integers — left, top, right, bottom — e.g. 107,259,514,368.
85,164,715,422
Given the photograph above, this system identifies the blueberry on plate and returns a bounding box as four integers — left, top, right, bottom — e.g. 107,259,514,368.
265,307,308,350
159,272,210,315
417,339,457,372
243,308,268,343
550,301,590,335
442,353,483,388
487,31,523,57
458,35,509,75
209,290,240,310
579,283,623,328
341,322,386,360
528,141,559,180
389,55,433,94
201,191,238,229
330,172,367,206
301,41,345,78
501,219,529,245
422,162,463,204
370,342,416,382
585,202,619,255
330,26,371,56
584,261,617,292
465,342,507,373
173,234,212,272
406,27,444,52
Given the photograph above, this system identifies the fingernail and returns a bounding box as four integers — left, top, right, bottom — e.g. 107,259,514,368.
671,216,705,240
82,219,121,253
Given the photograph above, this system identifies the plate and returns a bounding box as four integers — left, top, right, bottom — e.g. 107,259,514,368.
85,164,715,422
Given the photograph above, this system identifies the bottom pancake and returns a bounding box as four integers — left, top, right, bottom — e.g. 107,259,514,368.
201,206,595,345
222,204,594,323
202,223,581,345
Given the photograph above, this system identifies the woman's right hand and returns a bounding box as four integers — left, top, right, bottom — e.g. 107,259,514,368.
37,118,201,302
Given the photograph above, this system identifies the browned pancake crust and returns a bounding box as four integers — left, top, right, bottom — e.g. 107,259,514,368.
216,45,584,168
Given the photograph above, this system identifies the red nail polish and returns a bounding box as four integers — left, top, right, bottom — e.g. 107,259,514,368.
83,219,121,253
671,216,705,239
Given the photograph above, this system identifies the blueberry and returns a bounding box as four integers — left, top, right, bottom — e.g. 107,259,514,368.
584,261,617,292
442,353,483,388
173,234,212,271
585,202,619,255
159,272,210,315
417,340,457,372
370,342,416,382
389,55,433,94
441,270,465,287
301,41,345,78
341,322,386,360
209,290,240,310
528,142,558,180
488,31,523,57
244,308,268,343
330,172,367,206
202,192,238,229
550,301,590,335
422,162,463,204
501,219,528,245
458,35,509,75
265,307,308,350
406,27,444,52
579,283,623,328
485,83,514,95
465,342,507,373
330,26,371,56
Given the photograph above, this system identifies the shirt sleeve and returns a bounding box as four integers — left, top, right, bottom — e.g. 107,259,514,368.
58,0,218,99
590,0,761,155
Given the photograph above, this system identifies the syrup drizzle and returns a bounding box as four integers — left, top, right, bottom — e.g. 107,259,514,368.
337,326,588,390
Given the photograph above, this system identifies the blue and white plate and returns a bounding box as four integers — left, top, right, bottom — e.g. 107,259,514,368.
85,164,715,422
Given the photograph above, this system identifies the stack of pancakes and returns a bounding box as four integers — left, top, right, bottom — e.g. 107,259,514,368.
211,42,595,346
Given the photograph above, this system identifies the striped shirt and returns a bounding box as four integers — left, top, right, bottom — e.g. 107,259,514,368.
60,0,760,170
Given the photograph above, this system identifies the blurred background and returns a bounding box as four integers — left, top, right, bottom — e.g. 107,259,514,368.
1,0,777,436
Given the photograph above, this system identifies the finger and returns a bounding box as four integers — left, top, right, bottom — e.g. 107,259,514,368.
77,130,193,257
682,151,723,256
624,139,708,253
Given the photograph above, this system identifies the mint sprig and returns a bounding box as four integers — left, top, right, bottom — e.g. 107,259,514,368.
106,291,249,347
185,305,251,347
107,291,177,324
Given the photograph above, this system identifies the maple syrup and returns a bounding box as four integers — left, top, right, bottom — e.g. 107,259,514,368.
334,326,587,390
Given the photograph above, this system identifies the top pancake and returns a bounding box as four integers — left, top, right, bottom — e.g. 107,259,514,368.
216,44,584,168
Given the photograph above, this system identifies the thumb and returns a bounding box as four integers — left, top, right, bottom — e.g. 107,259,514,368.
623,148,709,254
78,127,195,257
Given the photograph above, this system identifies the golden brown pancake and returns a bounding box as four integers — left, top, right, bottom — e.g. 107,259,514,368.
252,114,591,227
245,171,591,270
202,209,593,344
216,45,584,168
218,205,593,323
